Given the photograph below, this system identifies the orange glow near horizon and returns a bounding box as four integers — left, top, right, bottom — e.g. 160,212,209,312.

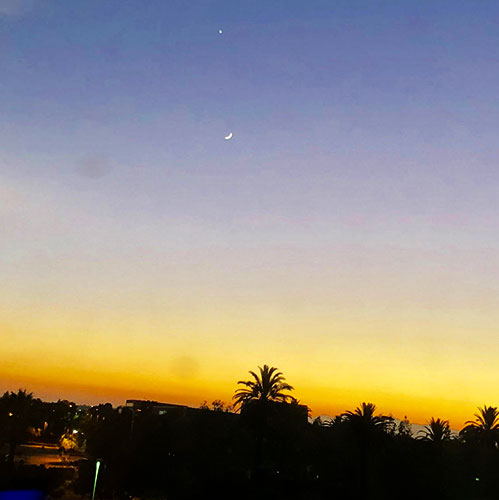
3,178,499,433
0,362,484,429
1,303,493,429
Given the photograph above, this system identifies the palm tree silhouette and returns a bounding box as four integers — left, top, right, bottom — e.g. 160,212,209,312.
341,403,393,497
460,405,499,447
233,364,294,410
418,417,452,442
233,365,294,479
341,402,393,431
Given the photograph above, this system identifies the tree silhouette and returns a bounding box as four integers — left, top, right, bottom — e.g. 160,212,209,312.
199,400,234,412
233,365,294,480
41,399,77,441
397,415,412,438
326,415,344,428
233,364,294,410
341,403,393,497
341,402,393,432
418,417,452,442
460,405,499,447
0,389,40,463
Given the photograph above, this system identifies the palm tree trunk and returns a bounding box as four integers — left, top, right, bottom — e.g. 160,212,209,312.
253,431,264,480
358,441,369,498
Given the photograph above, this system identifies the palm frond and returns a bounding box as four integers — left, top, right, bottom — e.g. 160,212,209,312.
232,364,294,410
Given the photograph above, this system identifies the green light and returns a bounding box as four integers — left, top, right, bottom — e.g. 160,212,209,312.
476,477,480,482
92,459,102,500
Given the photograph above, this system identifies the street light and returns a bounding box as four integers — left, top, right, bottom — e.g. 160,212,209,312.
92,459,102,500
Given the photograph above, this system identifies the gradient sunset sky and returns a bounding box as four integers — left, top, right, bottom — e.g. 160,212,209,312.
2,0,499,428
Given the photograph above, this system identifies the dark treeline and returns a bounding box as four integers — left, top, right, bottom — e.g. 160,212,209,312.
2,365,499,499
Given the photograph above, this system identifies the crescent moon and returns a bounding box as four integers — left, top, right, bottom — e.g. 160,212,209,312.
224,132,233,140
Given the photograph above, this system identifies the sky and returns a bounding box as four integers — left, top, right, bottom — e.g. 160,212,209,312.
2,0,499,428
